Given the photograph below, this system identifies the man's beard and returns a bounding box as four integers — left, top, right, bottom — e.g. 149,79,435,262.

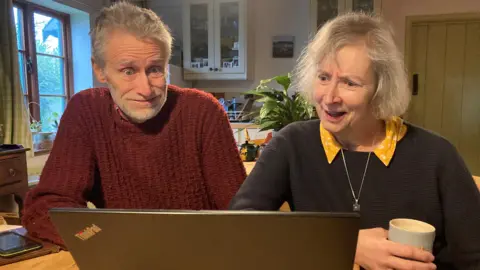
108,83,168,124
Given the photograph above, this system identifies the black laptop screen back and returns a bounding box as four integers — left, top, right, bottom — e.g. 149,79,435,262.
50,209,360,270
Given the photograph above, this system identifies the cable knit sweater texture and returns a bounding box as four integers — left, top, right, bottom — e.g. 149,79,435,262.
22,85,247,246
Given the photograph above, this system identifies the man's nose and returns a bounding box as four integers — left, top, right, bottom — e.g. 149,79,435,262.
136,72,154,98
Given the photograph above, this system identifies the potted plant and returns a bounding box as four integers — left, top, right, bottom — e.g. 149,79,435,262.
246,73,317,132
29,112,59,152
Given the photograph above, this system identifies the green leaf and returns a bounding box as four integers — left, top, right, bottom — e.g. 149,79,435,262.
259,78,274,85
259,120,281,131
246,90,280,101
273,74,291,92
259,100,277,118
243,73,316,131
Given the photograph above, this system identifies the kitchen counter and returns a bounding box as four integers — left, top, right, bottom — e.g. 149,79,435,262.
230,122,259,129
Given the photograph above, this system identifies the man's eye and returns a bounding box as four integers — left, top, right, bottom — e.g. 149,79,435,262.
149,66,163,74
122,68,135,76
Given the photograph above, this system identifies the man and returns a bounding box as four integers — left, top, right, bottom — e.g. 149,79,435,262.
22,2,246,246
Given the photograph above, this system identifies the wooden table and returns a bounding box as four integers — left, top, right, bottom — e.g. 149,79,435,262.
0,225,77,270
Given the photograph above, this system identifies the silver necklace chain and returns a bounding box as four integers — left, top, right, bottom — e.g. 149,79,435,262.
337,129,385,211
340,149,371,211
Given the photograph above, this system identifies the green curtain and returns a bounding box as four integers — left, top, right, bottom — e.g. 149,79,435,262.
0,0,32,152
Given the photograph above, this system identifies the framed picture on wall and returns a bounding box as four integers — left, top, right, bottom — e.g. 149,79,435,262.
272,35,295,58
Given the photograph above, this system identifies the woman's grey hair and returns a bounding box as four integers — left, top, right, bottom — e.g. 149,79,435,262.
90,1,173,69
293,12,410,119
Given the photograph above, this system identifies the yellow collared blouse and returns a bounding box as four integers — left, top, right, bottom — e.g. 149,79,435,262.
320,116,408,166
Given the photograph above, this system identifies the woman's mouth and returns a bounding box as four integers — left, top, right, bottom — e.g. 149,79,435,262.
323,110,347,122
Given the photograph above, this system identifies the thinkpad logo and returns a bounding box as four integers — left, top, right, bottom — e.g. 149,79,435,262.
75,224,102,240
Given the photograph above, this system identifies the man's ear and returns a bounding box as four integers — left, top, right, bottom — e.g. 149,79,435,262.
92,58,107,83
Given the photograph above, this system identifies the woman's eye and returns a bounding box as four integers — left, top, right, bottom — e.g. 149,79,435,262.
122,68,135,76
346,80,360,87
318,75,329,81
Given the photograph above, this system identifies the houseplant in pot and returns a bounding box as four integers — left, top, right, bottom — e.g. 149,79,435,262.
246,73,317,133
30,111,59,152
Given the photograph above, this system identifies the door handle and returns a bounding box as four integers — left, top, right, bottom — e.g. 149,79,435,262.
412,74,419,96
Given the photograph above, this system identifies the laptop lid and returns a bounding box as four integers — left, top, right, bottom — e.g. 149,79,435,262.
49,208,360,270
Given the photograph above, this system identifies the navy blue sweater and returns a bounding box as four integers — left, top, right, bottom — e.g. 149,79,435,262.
230,120,480,269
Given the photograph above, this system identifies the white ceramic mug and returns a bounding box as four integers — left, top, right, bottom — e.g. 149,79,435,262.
388,218,436,252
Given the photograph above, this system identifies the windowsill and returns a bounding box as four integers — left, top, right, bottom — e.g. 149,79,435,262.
27,153,49,178
34,149,50,156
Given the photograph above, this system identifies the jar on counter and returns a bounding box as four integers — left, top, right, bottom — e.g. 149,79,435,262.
239,140,258,162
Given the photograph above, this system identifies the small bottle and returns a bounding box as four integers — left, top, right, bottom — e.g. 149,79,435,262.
232,97,236,110
231,97,236,119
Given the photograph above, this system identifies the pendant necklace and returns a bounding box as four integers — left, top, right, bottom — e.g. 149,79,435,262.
340,138,375,212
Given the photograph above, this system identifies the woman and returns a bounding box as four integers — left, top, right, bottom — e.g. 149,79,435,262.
229,13,480,270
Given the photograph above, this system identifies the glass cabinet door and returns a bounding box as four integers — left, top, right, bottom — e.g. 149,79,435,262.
215,0,244,73
185,1,213,73
311,0,344,33
311,0,381,34
352,0,375,13
317,0,339,27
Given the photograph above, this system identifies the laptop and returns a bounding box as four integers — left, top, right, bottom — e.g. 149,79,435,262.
49,208,360,270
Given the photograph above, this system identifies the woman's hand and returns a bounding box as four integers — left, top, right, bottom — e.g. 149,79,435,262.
355,228,437,270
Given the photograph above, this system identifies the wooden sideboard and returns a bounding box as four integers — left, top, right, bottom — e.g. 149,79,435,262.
0,148,30,216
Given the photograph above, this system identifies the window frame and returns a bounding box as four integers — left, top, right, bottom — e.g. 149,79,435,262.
13,0,74,125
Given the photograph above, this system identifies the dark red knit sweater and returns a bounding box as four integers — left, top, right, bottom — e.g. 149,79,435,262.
22,85,247,246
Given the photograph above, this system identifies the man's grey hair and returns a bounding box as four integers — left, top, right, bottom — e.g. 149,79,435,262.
293,12,410,119
90,1,173,68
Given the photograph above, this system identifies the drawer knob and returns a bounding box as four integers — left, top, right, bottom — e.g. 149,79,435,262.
9,168,16,177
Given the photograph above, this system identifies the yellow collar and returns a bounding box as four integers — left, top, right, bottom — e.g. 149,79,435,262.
320,117,408,166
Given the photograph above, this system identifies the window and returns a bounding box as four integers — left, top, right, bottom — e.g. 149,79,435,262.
13,2,73,133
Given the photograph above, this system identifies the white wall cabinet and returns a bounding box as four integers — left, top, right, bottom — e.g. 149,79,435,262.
310,0,382,33
182,0,248,80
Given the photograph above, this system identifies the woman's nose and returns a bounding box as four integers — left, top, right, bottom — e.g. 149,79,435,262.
322,83,341,104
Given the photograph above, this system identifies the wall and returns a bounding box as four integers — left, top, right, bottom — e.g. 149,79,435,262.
71,12,94,93
150,0,312,100
148,0,183,66
381,0,480,53
52,0,112,88
148,1,183,47
53,0,110,14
